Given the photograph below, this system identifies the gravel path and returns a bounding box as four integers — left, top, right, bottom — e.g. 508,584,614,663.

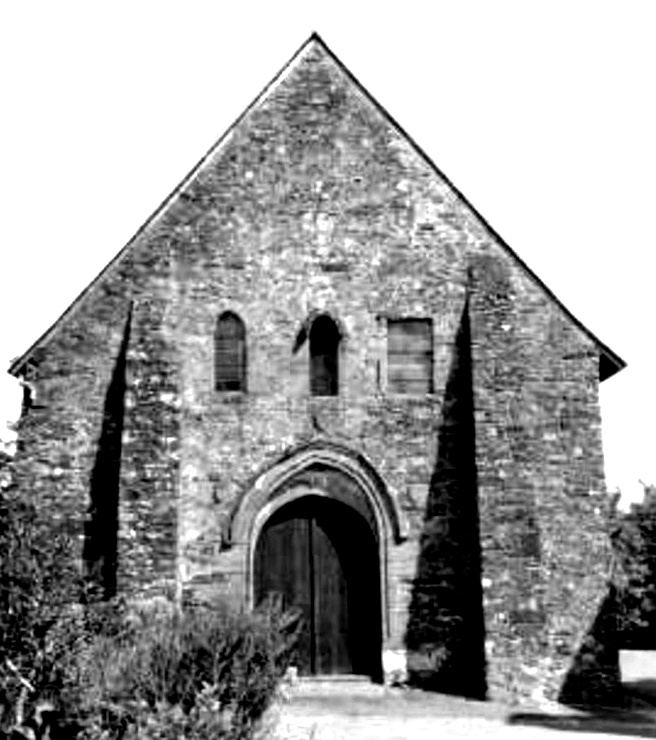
259,678,656,740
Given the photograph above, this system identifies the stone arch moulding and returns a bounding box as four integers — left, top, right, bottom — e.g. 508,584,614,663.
227,439,408,548
225,439,408,633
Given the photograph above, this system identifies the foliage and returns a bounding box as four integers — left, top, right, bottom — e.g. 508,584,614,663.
75,597,301,740
612,484,656,645
0,450,301,738
0,449,12,491
0,453,85,729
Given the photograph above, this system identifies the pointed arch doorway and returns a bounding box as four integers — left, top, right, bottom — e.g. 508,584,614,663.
254,494,382,679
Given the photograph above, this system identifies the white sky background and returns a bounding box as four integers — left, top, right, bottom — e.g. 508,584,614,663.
0,1,653,507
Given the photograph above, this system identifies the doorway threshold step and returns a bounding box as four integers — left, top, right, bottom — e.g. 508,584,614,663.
292,675,386,696
301,675,374,682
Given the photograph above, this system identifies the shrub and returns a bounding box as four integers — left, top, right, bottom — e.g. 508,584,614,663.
0,461,85,733
612,484,656,645
0,451,300,739
76,596,302,740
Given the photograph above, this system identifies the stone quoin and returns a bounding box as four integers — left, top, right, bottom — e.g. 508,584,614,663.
8,34,625,703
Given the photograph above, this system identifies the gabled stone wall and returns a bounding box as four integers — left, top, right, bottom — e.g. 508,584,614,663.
10,38,614,703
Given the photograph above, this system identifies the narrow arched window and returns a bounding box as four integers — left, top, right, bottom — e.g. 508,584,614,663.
309,314,340,396
215,312,246,392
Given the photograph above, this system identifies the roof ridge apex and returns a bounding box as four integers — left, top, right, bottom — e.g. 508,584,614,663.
297,31,332,58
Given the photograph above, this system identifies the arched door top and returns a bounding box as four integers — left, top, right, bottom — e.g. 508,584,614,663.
254,495,383,678
225,439,408,548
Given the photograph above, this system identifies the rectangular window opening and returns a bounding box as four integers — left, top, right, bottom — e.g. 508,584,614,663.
387,318,434,395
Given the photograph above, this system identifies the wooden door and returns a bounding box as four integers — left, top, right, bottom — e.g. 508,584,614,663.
254,496,381,678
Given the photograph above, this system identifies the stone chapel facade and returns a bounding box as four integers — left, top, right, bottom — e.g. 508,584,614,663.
9,35,625,703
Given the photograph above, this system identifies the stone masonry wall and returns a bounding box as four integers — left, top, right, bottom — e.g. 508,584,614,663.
13,225,181,602
469,249,609,702
11,39,613,702
166,41,610,700
171,42,468,650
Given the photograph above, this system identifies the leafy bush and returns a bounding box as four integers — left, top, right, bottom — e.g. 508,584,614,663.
1,590,300,740
74,596,302,740
0,457,86,732
612,484,656,645
0,454,301,739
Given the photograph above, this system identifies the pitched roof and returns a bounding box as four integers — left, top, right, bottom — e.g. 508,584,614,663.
8,33,625,381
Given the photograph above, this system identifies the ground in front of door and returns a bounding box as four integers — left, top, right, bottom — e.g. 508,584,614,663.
258,677,656,739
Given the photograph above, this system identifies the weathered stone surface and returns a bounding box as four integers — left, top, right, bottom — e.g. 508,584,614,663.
8,36,622,704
